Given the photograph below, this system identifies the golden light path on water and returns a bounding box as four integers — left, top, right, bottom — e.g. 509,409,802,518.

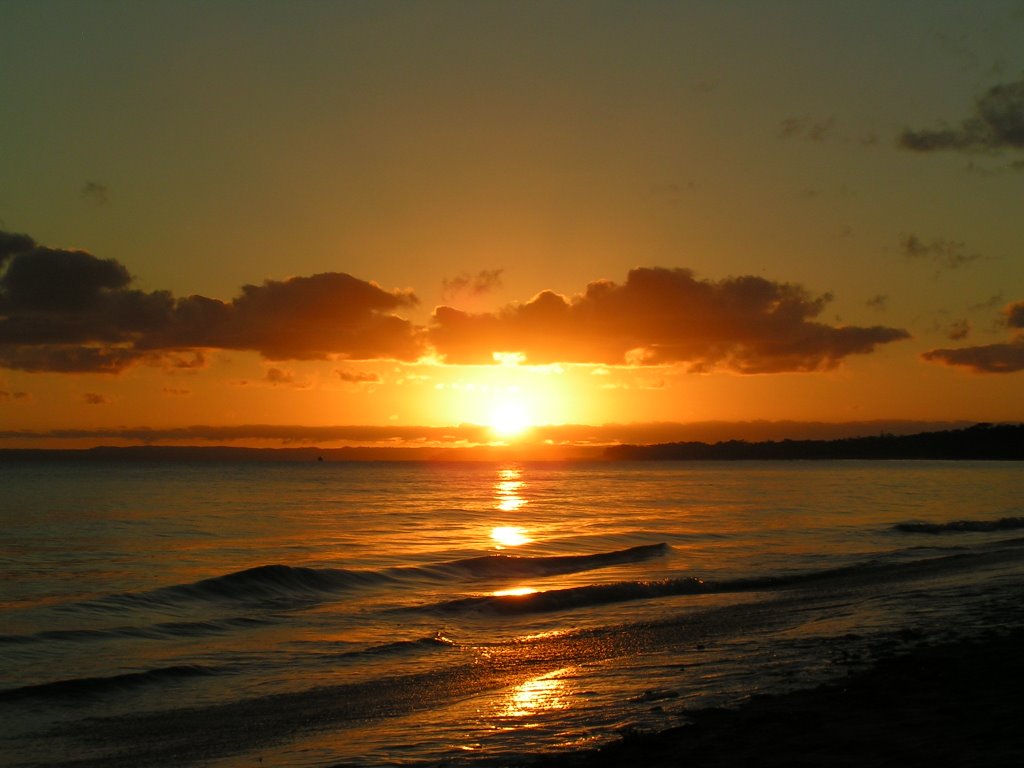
491,467,531,545
491,526,531,547
491,466,536,597
500,668,575,719
494,467,528,513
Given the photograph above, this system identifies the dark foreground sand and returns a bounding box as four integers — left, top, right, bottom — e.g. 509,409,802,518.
530,629,1024,768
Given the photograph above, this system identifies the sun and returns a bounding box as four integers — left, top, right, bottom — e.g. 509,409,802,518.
489,401,531,438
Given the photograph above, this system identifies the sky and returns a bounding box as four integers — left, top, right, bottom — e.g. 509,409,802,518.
1,0,1023,450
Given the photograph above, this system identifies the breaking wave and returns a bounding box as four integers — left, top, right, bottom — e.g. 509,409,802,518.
0,664,224,704
894,516,1024,534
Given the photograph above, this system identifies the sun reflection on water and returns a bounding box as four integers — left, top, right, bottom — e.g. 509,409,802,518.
501,668,573,718
491,526,532,547
491,467,531,546
492,586,537,597
494,467,527,513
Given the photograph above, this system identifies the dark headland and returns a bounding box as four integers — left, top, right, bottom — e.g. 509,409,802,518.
604,422,1024,461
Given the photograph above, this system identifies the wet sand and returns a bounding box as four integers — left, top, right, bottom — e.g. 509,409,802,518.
531,629,1024,768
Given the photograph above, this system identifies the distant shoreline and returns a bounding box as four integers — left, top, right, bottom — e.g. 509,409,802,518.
605,422,1024,461
0,424,1020,462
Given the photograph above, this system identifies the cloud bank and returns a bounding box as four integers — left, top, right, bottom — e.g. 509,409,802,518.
430,268,909,373
0,231,423,373
900,76,1024,152
1,232,909,376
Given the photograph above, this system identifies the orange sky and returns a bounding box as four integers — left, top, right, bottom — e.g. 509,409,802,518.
1,3,1022,449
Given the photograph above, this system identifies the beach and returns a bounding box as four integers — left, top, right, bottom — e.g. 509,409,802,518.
533,629,1024,768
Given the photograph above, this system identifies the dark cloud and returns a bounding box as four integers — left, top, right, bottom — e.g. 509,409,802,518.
922,300,1024,373
899,76,1024,152
866,294,888,311
2,246,133,311
144,273,422,361
0,389,30,401
0,231,424,373
899,234,980,270
83,392,110,405
336,368,380,383
81,181,108,205
1006,300,1024,328
970,294,1004,312
779,116,835,142
163,351,207,370
162,387,190,396
442,269,504,300
263,367,312,388
922,340,1024,373
0,345,149,373
946,319,971,340
430,268,910,373
264,367,295,386
0,231,35,268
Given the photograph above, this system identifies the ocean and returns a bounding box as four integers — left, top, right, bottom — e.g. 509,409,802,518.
2,459,1023,767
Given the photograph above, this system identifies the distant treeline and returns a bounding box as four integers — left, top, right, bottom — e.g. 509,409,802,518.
603,423,1024,461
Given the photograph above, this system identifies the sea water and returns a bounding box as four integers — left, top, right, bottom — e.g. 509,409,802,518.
1,460,1023,767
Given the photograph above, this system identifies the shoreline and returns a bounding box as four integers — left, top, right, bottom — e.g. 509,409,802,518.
527,628,1024,767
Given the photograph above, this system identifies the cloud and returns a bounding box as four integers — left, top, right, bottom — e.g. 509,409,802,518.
946,319,971,340
779,116,835,142
866,294,888,311
82,392,110,405
336,368,380,383
970,293,1004,311
0,231,36,269
899,76,1024,152
264,367,295,386
0,230,424,373
922,300,1024,373
921,340,1024,373
81,181,108,205
1007,300,1024,328
430,267,910,373
0,345,150,373
899,234,980,269
0,232,912,377
263,367,313,388
0,389,30,401
145,273,423,361
442,269,504,300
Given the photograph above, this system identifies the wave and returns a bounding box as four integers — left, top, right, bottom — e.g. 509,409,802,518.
0,616,273,647
334,632,457,660
893,516,1024,534
76,544,672,611
412,543,1024,617
433,542,670,578
0,664,224,704
421,577,710,615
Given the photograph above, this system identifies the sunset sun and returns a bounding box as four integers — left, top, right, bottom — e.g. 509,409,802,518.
489,402,532,438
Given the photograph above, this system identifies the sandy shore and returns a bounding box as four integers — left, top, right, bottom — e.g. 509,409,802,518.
529,629,1024,768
